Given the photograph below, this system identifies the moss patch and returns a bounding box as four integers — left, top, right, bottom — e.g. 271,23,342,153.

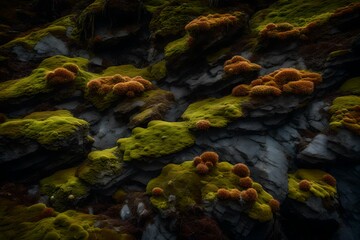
77,148,123,187
0,110,89,150
117,120,195,161
339,77,360,95
1,15,77,50
147,161,275,222
250,0,358,31
182,95,249,128
40,167,90,211
164,34,190,59
288,169,337,202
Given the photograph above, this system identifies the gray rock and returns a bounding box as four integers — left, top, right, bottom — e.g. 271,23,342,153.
328,129,360,161
142,216,176,240
120,203,131,220
34,34,69,56
298,134,336,164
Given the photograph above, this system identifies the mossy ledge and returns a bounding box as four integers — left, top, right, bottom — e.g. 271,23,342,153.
117,120,195,162
147,153,279,222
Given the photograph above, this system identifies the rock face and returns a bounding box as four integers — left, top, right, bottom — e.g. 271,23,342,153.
0,0,360,239
0,110,93,179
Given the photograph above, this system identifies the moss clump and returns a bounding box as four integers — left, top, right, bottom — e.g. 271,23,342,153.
1,15,76,50
145,0,213,39
339,77,360,95
147,158,276,222
118,120,195,161
164,34,190,59
288,169,337,202
77,148,123,187
182,95,249,128
329,96,360,135
250,0,358,31
0,110,89,151
40,168,90,211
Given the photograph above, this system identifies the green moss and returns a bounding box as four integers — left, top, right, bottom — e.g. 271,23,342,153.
77,0,106,39
288,169,337,202
206,47,231,65
339,77,360,95
145,0,213,39
327,50,352,60
77,148,123,186
118,120,195,161
40,167,90,211
147,161,275,222
147,60,167,81
182,95,249,128
0,55,93,106
164,35,190,59
329,95,360,114
250,0,358,31
0,110,89,150
1,15,77,50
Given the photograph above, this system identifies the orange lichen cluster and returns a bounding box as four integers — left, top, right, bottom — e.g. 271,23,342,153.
87,74,153,97
152,187,164,196
232,68,322,97
330,2,360,20
322,174,337,187
195,119,211,130
193,151,219,174
259,22,301,42
46,67,77,86
217,188,232,200
240,188,258,202
223,56,261,75
299,180,311,191
185,12,243,37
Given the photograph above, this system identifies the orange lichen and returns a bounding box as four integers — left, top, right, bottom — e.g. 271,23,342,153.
217,188,231,200
232,163,250,177
274,68,302,85
232,84,251,97
299,180,311,191
241,188,258,202
249,85,282,97
283,80,314,95
62,63,80,74
195,120,211,130
193,156,202,166
200,151,219,166
322,174,336,187
196,163,209,175
229,189,241,200
224,56,261,75
260,22,301,42
268,199,280,212
239,177,253,189
152,187,164,196
46,67,76,86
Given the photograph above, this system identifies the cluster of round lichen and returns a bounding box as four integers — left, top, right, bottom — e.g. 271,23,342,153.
87,74,153,97
223,56,261,76
46,63,80,86
185,12,242,37
193,151,219,175
231,68,322,97
232,163,250,177
298,173,337,192
330,105,360,135
260,22,301,42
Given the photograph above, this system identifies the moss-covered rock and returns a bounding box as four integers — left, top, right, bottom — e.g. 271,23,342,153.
77,148,123,188
147,159,277,222
0,110,90,151
339,77,360,95
118,120,195,161
40,167,90,211
182,95,249,128
288,169,337,202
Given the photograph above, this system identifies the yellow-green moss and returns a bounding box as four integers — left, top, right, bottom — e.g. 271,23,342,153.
117,120,195,161
40,167,89,211
77,148,123,186
1,15,77,50
164,35,190,59
288,169,337,202
339,77,360,95
0,199,129,240
147,161,275,222
250,0,358,31
182,95,249,128
0,110,89,150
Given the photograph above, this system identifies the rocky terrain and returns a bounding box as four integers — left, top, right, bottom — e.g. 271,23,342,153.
0,0,360,239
